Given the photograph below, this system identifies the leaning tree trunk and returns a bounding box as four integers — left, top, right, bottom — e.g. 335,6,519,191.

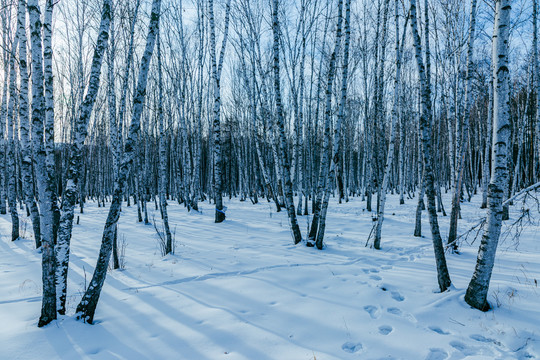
272,0,302,244
410,0,452,292
75,0,161,324
465,0,511,311
56,0,111,315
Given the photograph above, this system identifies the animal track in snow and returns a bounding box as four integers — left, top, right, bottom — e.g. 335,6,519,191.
428,326,449,335
341,342,363,353
387,307,402,316
449,341,478,356
378,325,393,335
469,334,501,346
385,306,416,323
425,348,448,360
369,274,382,281
390,291,404,302
364,305,380,319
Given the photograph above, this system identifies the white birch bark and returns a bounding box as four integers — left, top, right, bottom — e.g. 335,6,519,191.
17,0,41,248
374,0,407,249
56,0,111,315
76,0,161,324
481,80,493,209
309,0,344,244
28,0,57,327
465,0,511,311
273,0,302,244
410,0,452,292
157,31,173,255
316,0,350,250
7,33,19,242
448,0,478,250
534,0,540,180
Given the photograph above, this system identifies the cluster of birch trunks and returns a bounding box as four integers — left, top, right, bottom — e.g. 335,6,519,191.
0,0,537,326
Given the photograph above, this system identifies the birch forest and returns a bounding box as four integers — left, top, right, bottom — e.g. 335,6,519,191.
1,0,539,358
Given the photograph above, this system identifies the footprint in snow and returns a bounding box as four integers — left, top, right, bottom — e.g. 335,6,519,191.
341,342,363,353
469,334,501,346
381,265,393,270
364,305,380,319
391,291,405,302
385,307,417,323
378,325,393,335
370,274,382,281
369,268,380,273
387,307,402,316
449,341,478,356
425,348,448,360
428,326,450,335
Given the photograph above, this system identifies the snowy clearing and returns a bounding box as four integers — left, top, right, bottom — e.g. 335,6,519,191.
1,194,539,360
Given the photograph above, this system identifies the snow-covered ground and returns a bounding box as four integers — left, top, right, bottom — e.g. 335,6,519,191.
1,193,539,359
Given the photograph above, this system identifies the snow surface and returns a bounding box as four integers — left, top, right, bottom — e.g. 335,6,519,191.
0,194,539,359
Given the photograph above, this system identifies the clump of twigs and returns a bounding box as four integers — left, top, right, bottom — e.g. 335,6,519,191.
452,188,540,251
153,215,176,256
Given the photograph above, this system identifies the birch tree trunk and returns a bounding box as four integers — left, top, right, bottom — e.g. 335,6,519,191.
316,0,350,250
76,0,161,324
28,0,57,327
273,0,302,244
7,33,19,242
410,0,452,292
17,0,41,248
209,0,231,223
157,31,173,255
481,81,493,209
448,0,477,251
309,0,344,244
107,8,120,270
534,0,540,181
43,0,59,244
0,3,8,216
465,0,511,310
56,0,111,315
374,0,407,249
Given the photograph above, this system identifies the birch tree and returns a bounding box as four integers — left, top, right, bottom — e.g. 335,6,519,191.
273,0,302,244
16,0,41,248
56,0,111,315
534,0,539,180
209,0,232,223
447,0,478,251
373,0,408,249
76,0,161,324
465,0,511,311
157,30,173,255
410,0,452,292
28,0,58,327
